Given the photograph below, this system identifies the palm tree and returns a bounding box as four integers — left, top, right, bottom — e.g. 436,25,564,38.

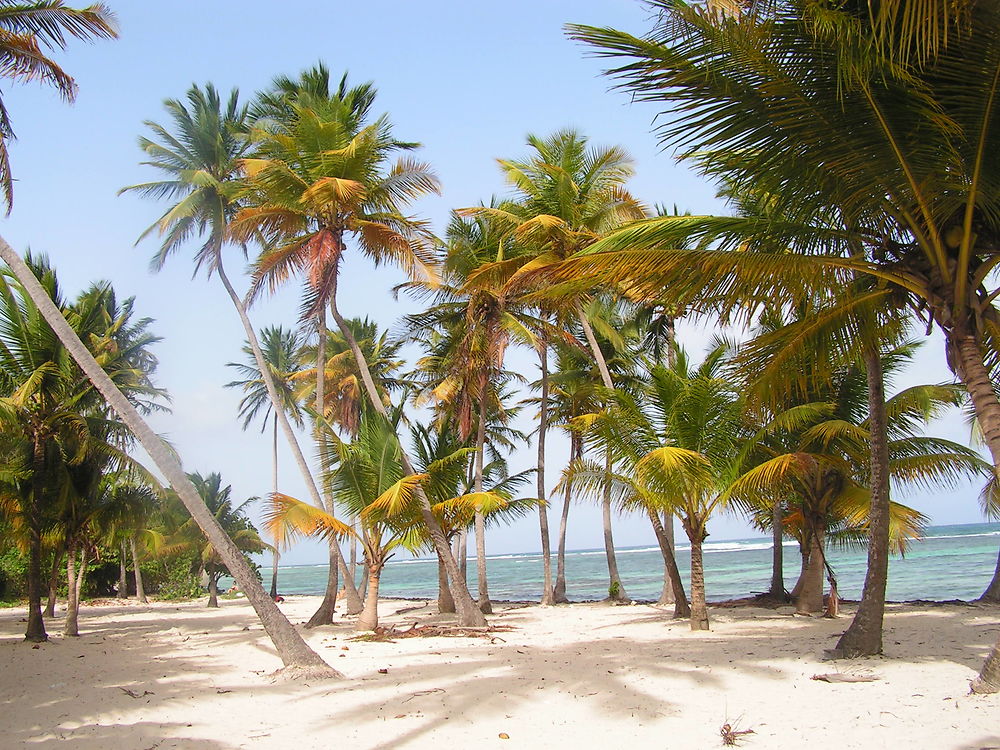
117,82,345,667
226,325,304,600
237,72,486,627
162,472,268,608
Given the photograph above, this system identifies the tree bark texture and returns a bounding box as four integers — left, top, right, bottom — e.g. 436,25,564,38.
0,238,334,673
657,512,677,606
770,502,786,600
647,508,690,618
118,541,128,599
553,435,579,604
536,340,554,605
25,433,47,642
836,346,891,656
64,547,80,637
356,560,382,632
306,543,341,628
130,536,147,603
437,556,456,613
688,532,710,631
207,574,219,608
602,451,629,603
796,530,826,615
474,389,492,614
44,550,61,618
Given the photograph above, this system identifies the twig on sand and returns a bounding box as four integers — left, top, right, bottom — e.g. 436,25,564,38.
350,622,516,643
402,688,445,702
720,723,754,745
394,602,429,616
118,687,154,699
811,673,879,683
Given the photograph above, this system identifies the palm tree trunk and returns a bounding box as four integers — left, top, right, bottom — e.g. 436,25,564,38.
0,238,335,673
536,340,554,605
25,433,47,642
602,451,629,603
438,555,456,613
688,527,710,631
796,528,826,615
980,549,1000,603
129,536,146,604
946,330,1000,691
44,548,61,618
356,557,382,632
474,388,492,614
306,544,341,627
328,279,486,627
837,345,891,655
270,414,280,600
790,541,807,599
219,256,360,618
576,302,614,389
553,434,579,604
647,508,690,618
118,541,128,599
64,546,82,637
208,574,219,608
769,502,785,600
657,512,676,606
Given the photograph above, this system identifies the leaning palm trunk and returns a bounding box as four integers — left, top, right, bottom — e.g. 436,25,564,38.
129,536,147,604
836,346,892,655
657,512,677,606
647,508,690,618
687,527,710,631
214,257,361,618
328,281,486,627
474,389,492,614
536,340,555,605
0,238,335,674
948,329,1000,691
980,552,1000,603
437,555,456,613
269,414,279,600
553,435,580,604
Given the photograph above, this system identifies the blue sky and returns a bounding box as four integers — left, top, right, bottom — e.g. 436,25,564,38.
0,1,985,565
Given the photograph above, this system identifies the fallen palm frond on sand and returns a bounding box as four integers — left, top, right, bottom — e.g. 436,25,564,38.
349,622,516,643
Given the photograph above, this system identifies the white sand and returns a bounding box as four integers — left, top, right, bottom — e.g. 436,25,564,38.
1,596,998,749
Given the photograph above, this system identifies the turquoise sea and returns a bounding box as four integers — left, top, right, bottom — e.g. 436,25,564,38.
263,522,1000,603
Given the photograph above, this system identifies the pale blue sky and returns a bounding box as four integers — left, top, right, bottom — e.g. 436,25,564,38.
0,1,983,565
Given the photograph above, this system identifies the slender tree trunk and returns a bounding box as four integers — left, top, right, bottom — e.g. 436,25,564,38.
63,544,80,638
349,526,358,589
947,329,1000,691
218,256,360,614
207,574,219,608
0,239,334,673
576,302,614,390
474,389,492,614
602,451,629,603
536,340,554,605
438,555,456,613
356,558,382,632
770,502,786,600
25,433,47,642
648,508,690,618
306,544,341,628
688,528,710,631
358,561,369,600
118,541,128,599
790,541,807,599
658,316,679,608
130,536,146,604
454,531,468,580
657,512,677,606
44,548,61,618
270,414,280,600
796,528,826,615
328,277,486,627
553,435,579,604
837,346,891,655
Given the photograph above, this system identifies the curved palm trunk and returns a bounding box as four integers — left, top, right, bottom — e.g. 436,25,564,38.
657,512,677,606
118,541,128,599
129,536,147,603
356,550,383,631
602,451,629,603
948,330,1000,691
687,525,710,631
769,502,786,600
647,508,690,618
536,341,554,605
790,541,808,599
329,279,486,627
980,551,1000,603
474,389,492,614
576,302,614,390
553,434,580,604
0,239,335,673
837,346,891,655
25,433,47,642
796,528,826,615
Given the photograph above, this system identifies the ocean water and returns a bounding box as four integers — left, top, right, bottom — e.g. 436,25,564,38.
263,522,1000,603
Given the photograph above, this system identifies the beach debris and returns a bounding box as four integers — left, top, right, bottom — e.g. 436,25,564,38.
402,688,444,703
720,723,754,745
349,622,515,643
377,668,388,674
118,687,154,699
811,673,879,683
499,732,510,739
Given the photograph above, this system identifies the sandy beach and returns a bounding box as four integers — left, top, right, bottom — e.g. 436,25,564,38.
0,597,997,749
